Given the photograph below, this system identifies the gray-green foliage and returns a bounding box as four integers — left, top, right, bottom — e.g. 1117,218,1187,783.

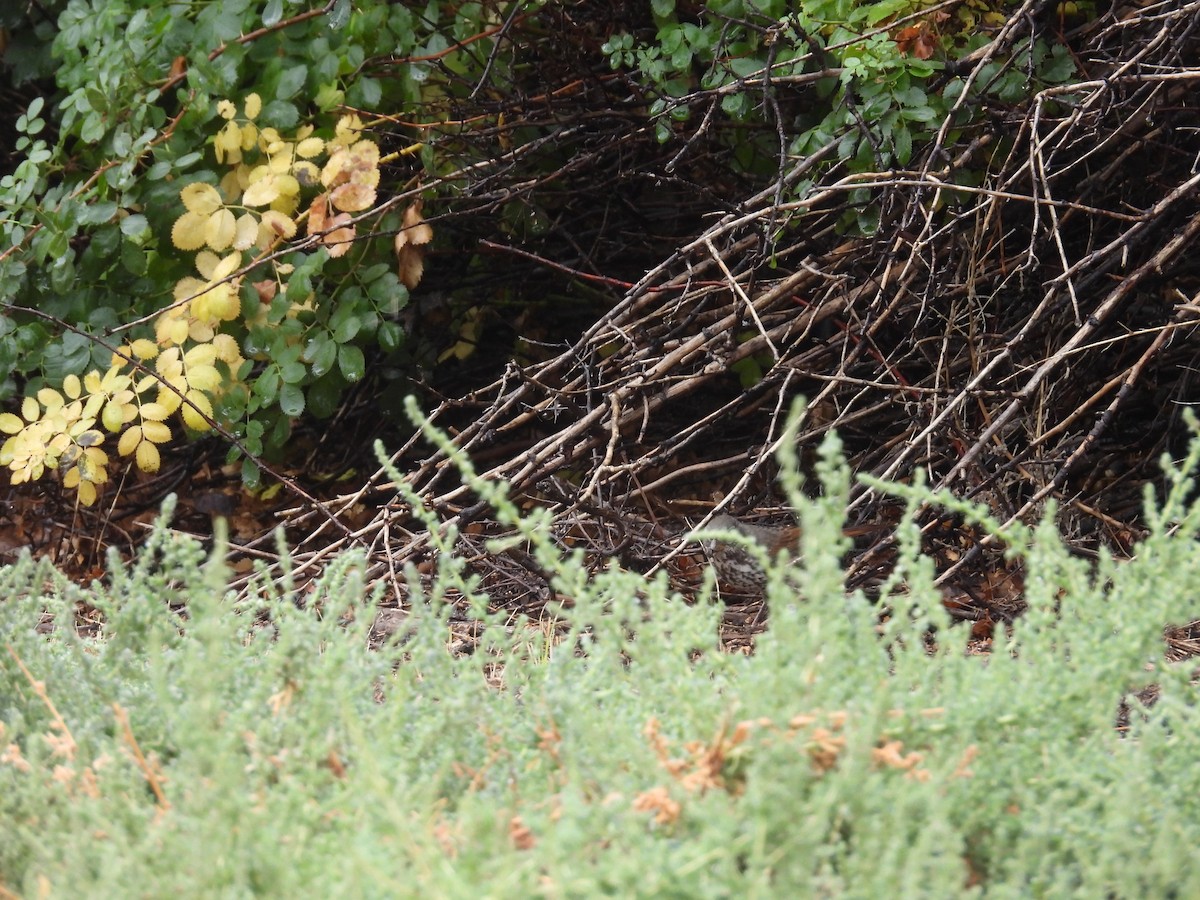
2,406,1199,895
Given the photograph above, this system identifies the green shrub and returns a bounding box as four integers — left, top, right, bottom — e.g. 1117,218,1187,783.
0,0,454,498
1,415,1197,895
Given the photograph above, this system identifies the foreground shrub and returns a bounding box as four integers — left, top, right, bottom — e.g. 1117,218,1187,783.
1,413,1198,895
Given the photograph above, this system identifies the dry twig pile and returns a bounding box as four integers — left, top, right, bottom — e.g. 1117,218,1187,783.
275,1,1200,639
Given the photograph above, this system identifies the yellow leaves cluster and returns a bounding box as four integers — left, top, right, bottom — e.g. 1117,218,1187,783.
1,98,393,506
0,373,130,506
305,136,383,259
167,250,244,338
0,326,249,503
172,101,381,261
214,93,262,165
113,343,216,473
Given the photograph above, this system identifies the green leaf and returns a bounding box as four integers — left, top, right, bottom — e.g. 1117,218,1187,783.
255,368,281,403
377,321,404,353
279,359,307,384
332,314,361,344
241,457,261,489
329,0,352,29
729,56,765,79
78,201,118,225
311,338,338,377
315,84,345,111
900,105,937,122
866,0,911,24
347,76,382,109
80,113,106,144
306,373,344,418
262,0,283,27
894,126,912,165
120,214,149,239
260,100,300,128
279,382,305,417
276,64,308,101
120,242,147,275
1039,45,1076,83
338,344,365,382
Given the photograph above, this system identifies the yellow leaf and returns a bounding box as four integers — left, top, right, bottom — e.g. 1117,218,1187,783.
244,92,262,119
182,390,214,431
321,147,349,187
330,182,375,213
240,121,259,152
212,333,240,361
403,202,434,244
195,250,219,279
117,426,141,456
37,388,64,412
76,481,98,506
63,402,86,427
233,213,259,251
181,182,223,216
174,276,207,303
333,113,363,146
136,440,160,473
296,136,325,158
220,168,244,200
83,446,109,477
260,210,297,239
156,388,183,415
243,174,281,208
156,348,183,378
307,194,329,236
193,284,233,323
63,466,80,488
267,147,295,174
274,174,300,200
21,396,39,422
184,344,218,367
212,251,242,282
188,320,216,343
214,120,243,164
213,289,240,321
323,213,355,258
171,211,209,251
139,402,170,421
158,315,190,347
205,208,237,251
101,401,127,432
63,374,81,400
142,421,172,444
294,161,320,187
82,393,104,419
186,364,221,393
217,99,237,120
131,339,159,360
0,413,22,434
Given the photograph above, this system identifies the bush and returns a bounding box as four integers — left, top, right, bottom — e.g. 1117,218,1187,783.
1,404,1198,895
